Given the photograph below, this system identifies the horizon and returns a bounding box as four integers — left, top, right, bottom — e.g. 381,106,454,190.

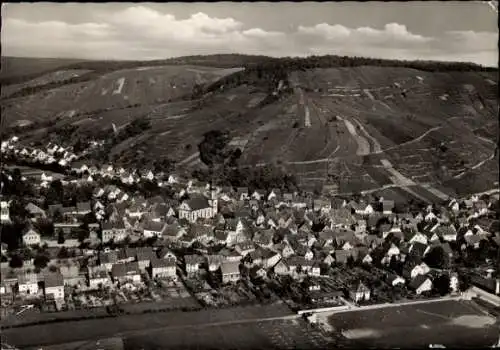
2,2,498,67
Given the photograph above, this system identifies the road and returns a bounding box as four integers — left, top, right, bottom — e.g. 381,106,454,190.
312,295,467,319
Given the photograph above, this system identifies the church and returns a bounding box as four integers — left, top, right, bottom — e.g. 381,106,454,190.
178,191,218,223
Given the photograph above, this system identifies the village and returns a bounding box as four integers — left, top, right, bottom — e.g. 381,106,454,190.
1,135,499,325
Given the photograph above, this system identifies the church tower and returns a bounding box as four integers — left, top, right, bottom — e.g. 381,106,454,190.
209,189,218,216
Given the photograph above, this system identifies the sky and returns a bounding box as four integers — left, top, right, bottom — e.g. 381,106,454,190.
2,2,498,66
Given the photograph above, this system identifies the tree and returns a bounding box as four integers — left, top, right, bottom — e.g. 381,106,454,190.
433,274,451,296
424,246,448,269
34,254,50,270
35,219,54,237
9,254,23,268
76,228,90,243
57,247,69,259
198,130,230,167
57,230,66,244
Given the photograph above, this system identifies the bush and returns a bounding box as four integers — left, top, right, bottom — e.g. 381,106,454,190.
9,254,24,268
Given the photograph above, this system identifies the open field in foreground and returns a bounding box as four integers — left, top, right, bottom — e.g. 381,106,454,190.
123,318,334,350
1,303,293,348
27,318,334,350
328,299,500,348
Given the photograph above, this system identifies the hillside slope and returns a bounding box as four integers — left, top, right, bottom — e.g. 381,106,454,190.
1,56,497,197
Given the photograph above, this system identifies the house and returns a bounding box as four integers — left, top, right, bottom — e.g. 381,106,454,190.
17,273,39,296
253,229,274,248
403,260,430,280
261,249,281,269
359,251,373,265
349,281,371,303
408,242,429,260
1,201,11,223
335,250,352,264
249,265,267,280
409,275,433,295
251,189,266,201
101,221,127,243
382,200,395,214
311,262,321,277
273,242,295,259
236,187,250,201
150,258,177,280
111,262,141,284
353,201,374,216
207,255,224,272
178,192,218,223
163,223,185,241
267,188,282,201
296,245,314,260
143,221,166,238
381,243,400,264
42,272,64,300
313,199,331,213
220,249,243,263
22,226,41,246
235,242,256,257
59,262,85,287
98,250,119,271
88,266,111,289
184,255,204,275
273,259,292,276
387,274,406,287
117,247,137,264
408,231,428,245
76,202,92,215
435,225,457,242
136,247,157,271
25,203,47,220
221,261,241,283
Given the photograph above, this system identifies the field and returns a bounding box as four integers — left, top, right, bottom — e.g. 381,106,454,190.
123,318,334,350
24,318,334,350
328,299,500,348
1,303,294,348
0,56,88,80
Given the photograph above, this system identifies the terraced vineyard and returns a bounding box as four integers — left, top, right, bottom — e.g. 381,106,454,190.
1,56,497,197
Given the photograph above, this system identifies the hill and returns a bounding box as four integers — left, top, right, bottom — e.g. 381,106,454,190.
1,54,498,198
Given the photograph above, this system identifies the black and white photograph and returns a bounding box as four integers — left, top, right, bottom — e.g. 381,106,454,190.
0,1,499,349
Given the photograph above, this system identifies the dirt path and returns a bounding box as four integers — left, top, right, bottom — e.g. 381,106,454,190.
379,126,442,153
338,116,370,156
352,117,382,153
178,152,200,166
